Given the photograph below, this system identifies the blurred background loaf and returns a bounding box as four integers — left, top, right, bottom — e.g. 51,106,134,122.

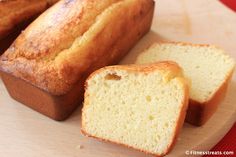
0,0,59,53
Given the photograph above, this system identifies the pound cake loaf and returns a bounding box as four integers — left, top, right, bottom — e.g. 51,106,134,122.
136,42,235,126
0,0,58,40
82,62,189,156
0,0,154,120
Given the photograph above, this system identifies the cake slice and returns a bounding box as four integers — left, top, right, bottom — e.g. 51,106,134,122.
81,62,189,156
136,42,235,126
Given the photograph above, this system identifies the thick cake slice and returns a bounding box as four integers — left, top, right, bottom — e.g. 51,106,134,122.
81,62,189,156
136,42,235,126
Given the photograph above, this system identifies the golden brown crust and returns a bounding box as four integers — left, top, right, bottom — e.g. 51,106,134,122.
85,61,182,76
81,61,189,156
83,61,184,92
2,0,122,60
186,67,235,126
0,0,58,39
0,0,154,120
0,70,85,120
0,0,154,95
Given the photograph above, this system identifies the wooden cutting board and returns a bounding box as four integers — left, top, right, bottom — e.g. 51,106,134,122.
0,0,236,156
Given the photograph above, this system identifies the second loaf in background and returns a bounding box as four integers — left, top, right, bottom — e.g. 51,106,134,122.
0,0,59,40
0,0,59,53
0,0,154,120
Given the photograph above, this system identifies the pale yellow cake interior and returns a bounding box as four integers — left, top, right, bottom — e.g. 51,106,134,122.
83,68,186,155
136,43,235,103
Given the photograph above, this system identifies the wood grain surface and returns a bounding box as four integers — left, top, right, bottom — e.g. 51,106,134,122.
0,0,236,157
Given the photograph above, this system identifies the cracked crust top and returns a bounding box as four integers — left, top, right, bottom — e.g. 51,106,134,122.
0,0,154,95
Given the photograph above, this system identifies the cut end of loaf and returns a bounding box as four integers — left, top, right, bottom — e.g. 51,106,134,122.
82,63,189,156
136,42,235,103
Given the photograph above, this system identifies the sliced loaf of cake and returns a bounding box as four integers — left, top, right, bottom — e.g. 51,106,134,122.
81,62,189,156
136,42,235,126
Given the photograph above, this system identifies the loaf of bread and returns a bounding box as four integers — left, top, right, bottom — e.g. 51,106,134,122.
81,62,189,156
0,0,58,40
136,42,235,126
0,0,154,120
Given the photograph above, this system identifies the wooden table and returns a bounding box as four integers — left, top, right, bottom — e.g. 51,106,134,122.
0,0,236,156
